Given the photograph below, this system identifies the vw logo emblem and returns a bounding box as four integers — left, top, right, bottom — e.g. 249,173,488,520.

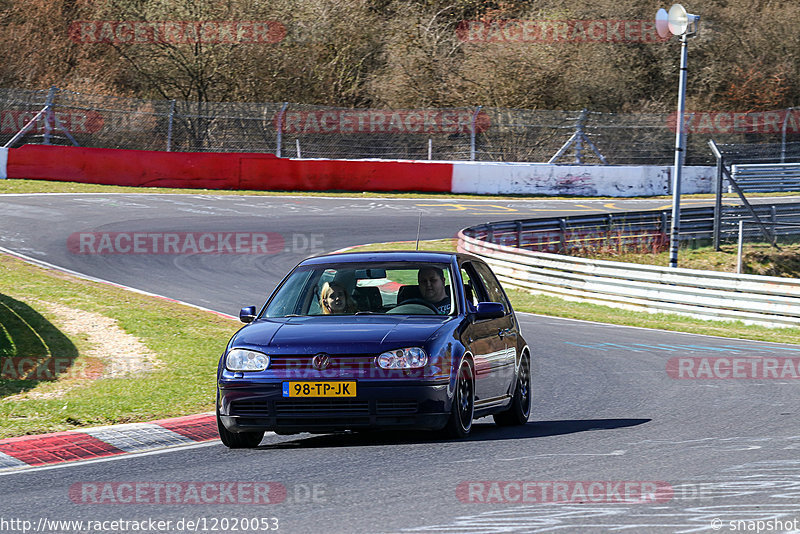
312,353,331,370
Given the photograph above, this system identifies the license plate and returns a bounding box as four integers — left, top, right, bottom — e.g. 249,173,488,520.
282,381,356,397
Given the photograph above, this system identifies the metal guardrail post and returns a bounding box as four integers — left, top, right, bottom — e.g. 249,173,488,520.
771,205,778,245
515,221,523,248
276,102,288,157
559,218,567,252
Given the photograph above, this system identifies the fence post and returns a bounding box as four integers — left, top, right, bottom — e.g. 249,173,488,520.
771,205,778,246
276,102,288,157
166,99,176,152
736,219,744,273
782,108,793,163
575,108,587,164
559,218,567,253
43,86,58,145
470,105,482,161
516,221,523,248
709,139,725,251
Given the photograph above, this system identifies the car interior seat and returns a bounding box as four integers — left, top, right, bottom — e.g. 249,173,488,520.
352,286,382,311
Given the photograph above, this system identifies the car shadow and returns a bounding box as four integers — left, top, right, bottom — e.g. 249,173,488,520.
255,418,651,449
0,293,80,397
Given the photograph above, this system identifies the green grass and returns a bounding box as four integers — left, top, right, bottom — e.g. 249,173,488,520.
588,241,800,278
349,239,800,345
0,254,239,438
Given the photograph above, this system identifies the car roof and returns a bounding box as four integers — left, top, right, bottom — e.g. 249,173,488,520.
299,250,478,266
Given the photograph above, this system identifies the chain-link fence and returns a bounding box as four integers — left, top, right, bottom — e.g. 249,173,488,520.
2,87,799,165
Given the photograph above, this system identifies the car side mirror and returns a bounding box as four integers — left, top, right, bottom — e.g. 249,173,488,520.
239,306,257,323
473,301,505,320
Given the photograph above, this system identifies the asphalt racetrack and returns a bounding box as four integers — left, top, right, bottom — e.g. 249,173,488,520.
1,193,799,533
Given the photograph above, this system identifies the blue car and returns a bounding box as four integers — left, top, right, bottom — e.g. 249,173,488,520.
216,251,531,448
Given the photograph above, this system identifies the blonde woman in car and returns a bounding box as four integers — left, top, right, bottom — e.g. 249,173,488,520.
319,282,358,314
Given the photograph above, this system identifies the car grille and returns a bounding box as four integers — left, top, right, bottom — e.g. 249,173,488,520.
275,399,370,416
267,354,375,371
232,399,419,417
376,401,418,414
229,400,269,417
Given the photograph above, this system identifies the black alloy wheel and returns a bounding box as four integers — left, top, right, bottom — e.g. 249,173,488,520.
445,358,475,438
494,351,531,426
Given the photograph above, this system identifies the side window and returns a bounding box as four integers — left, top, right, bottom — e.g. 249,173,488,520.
459,263,484,311
473,262,511,312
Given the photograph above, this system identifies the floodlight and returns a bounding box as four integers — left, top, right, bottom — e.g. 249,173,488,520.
655,9,670,39
653,4,701,268
668,4,689,35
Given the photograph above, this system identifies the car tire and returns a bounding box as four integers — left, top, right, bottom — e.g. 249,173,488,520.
493,351,531,427
216,406,265,449
445,358,474,438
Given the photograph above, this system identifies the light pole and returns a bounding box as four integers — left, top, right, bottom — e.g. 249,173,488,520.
656,5,700,268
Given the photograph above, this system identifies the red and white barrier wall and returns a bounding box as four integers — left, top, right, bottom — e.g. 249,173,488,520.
450,161,714,196
0,145,716,196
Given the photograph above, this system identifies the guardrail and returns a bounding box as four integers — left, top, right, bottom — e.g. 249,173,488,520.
468,204,800,255
459,210,800,327
730,163,800,192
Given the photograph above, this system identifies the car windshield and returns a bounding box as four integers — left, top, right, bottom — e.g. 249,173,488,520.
263,262,455,317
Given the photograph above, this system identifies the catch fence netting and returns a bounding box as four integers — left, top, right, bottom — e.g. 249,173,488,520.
2,87,798,165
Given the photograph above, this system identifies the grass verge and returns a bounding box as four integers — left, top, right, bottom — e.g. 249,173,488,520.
588,241,800,278
347,239,800,345
0,253,238,438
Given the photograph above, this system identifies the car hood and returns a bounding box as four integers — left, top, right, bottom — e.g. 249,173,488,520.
231,315,451,354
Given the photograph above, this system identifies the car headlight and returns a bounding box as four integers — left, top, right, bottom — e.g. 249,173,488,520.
226,348,270,371
377,347,428,369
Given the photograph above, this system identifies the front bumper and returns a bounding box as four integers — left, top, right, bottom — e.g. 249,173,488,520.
218,380,451,433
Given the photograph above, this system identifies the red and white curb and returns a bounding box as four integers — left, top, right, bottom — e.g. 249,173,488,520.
0,413,217,472
0,248,234,474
